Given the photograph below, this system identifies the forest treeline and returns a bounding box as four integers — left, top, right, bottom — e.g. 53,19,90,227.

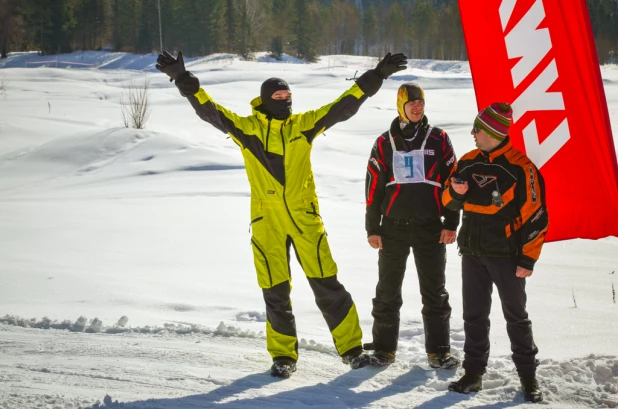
0,0,616,63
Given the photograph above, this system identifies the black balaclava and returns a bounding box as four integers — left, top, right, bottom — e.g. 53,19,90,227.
260,77,292,120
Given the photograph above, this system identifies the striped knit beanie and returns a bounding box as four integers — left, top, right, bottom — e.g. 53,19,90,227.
474,102,513,141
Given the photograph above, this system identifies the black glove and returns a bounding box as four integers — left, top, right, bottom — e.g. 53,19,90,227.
156,50,200,96
156,50,187,82
375,52,407,79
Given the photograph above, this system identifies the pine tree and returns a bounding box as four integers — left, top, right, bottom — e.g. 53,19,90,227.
382,2,405,56
137,0,159,53
0,0,24,58
205,0,225,56
268,0,291,59
110,0,138,52
290,0,318,62
233,0,264,59
72,0,106,51
21,0,79,55
436,1,465,60
224,0,237,53
326,0,361,55
361,2,377,56
410,0,438,59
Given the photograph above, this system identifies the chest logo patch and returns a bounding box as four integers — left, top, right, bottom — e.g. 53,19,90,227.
370,157,381,171
472,173,498,188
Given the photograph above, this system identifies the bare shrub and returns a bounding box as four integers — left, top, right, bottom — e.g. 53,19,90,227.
121,77,150,129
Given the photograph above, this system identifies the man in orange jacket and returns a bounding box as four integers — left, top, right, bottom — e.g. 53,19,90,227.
443,103,548,403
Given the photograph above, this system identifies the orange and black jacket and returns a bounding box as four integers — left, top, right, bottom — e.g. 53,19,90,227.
365,116,459,236
442,137,549,270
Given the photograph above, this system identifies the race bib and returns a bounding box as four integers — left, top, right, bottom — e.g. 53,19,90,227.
392,150,426,183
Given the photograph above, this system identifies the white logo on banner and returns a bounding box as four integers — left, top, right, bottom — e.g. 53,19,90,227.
499,0,570,169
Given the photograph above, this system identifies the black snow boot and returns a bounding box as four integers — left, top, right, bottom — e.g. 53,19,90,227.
520,376,543,402
270,358,297,379
341,347,371,369
427,352,460,369
448,372,483,394
369,350,396,366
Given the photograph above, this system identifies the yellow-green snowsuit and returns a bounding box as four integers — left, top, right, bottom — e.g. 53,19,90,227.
180,70,383,362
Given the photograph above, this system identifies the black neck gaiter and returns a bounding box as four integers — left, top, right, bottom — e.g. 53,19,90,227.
261,98,292,120
402,121,422,139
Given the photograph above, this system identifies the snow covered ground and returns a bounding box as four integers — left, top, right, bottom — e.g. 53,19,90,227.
0,51,617,408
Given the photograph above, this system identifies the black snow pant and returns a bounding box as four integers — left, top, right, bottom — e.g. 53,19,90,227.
371,217,452,354
461,255,538,378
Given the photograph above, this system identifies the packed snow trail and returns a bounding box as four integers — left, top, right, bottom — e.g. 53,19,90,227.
1,321,616,409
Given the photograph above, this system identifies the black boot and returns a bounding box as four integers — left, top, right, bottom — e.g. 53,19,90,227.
369,350,396,366
448,372,483,394
270,358,297,378
427,352,460,369
341,348,371,369
520,376,543,402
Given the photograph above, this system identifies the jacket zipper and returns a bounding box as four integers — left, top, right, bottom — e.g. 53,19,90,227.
251,238,272,287
317,232,325,277
306,202,321,218
279,122,303,234
265,119,272,152
248,216,264,232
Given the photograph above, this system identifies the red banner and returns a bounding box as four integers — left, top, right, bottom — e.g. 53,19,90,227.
459,0,618,242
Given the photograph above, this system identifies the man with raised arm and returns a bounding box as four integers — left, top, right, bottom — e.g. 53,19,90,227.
156,51,407,378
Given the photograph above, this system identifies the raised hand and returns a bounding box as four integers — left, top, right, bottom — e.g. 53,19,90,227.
156,50,187,82
375,52,408,79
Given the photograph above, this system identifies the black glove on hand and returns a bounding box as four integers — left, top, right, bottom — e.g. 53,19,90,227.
375,52,407,79
156,50,187,82
156,50,200,96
